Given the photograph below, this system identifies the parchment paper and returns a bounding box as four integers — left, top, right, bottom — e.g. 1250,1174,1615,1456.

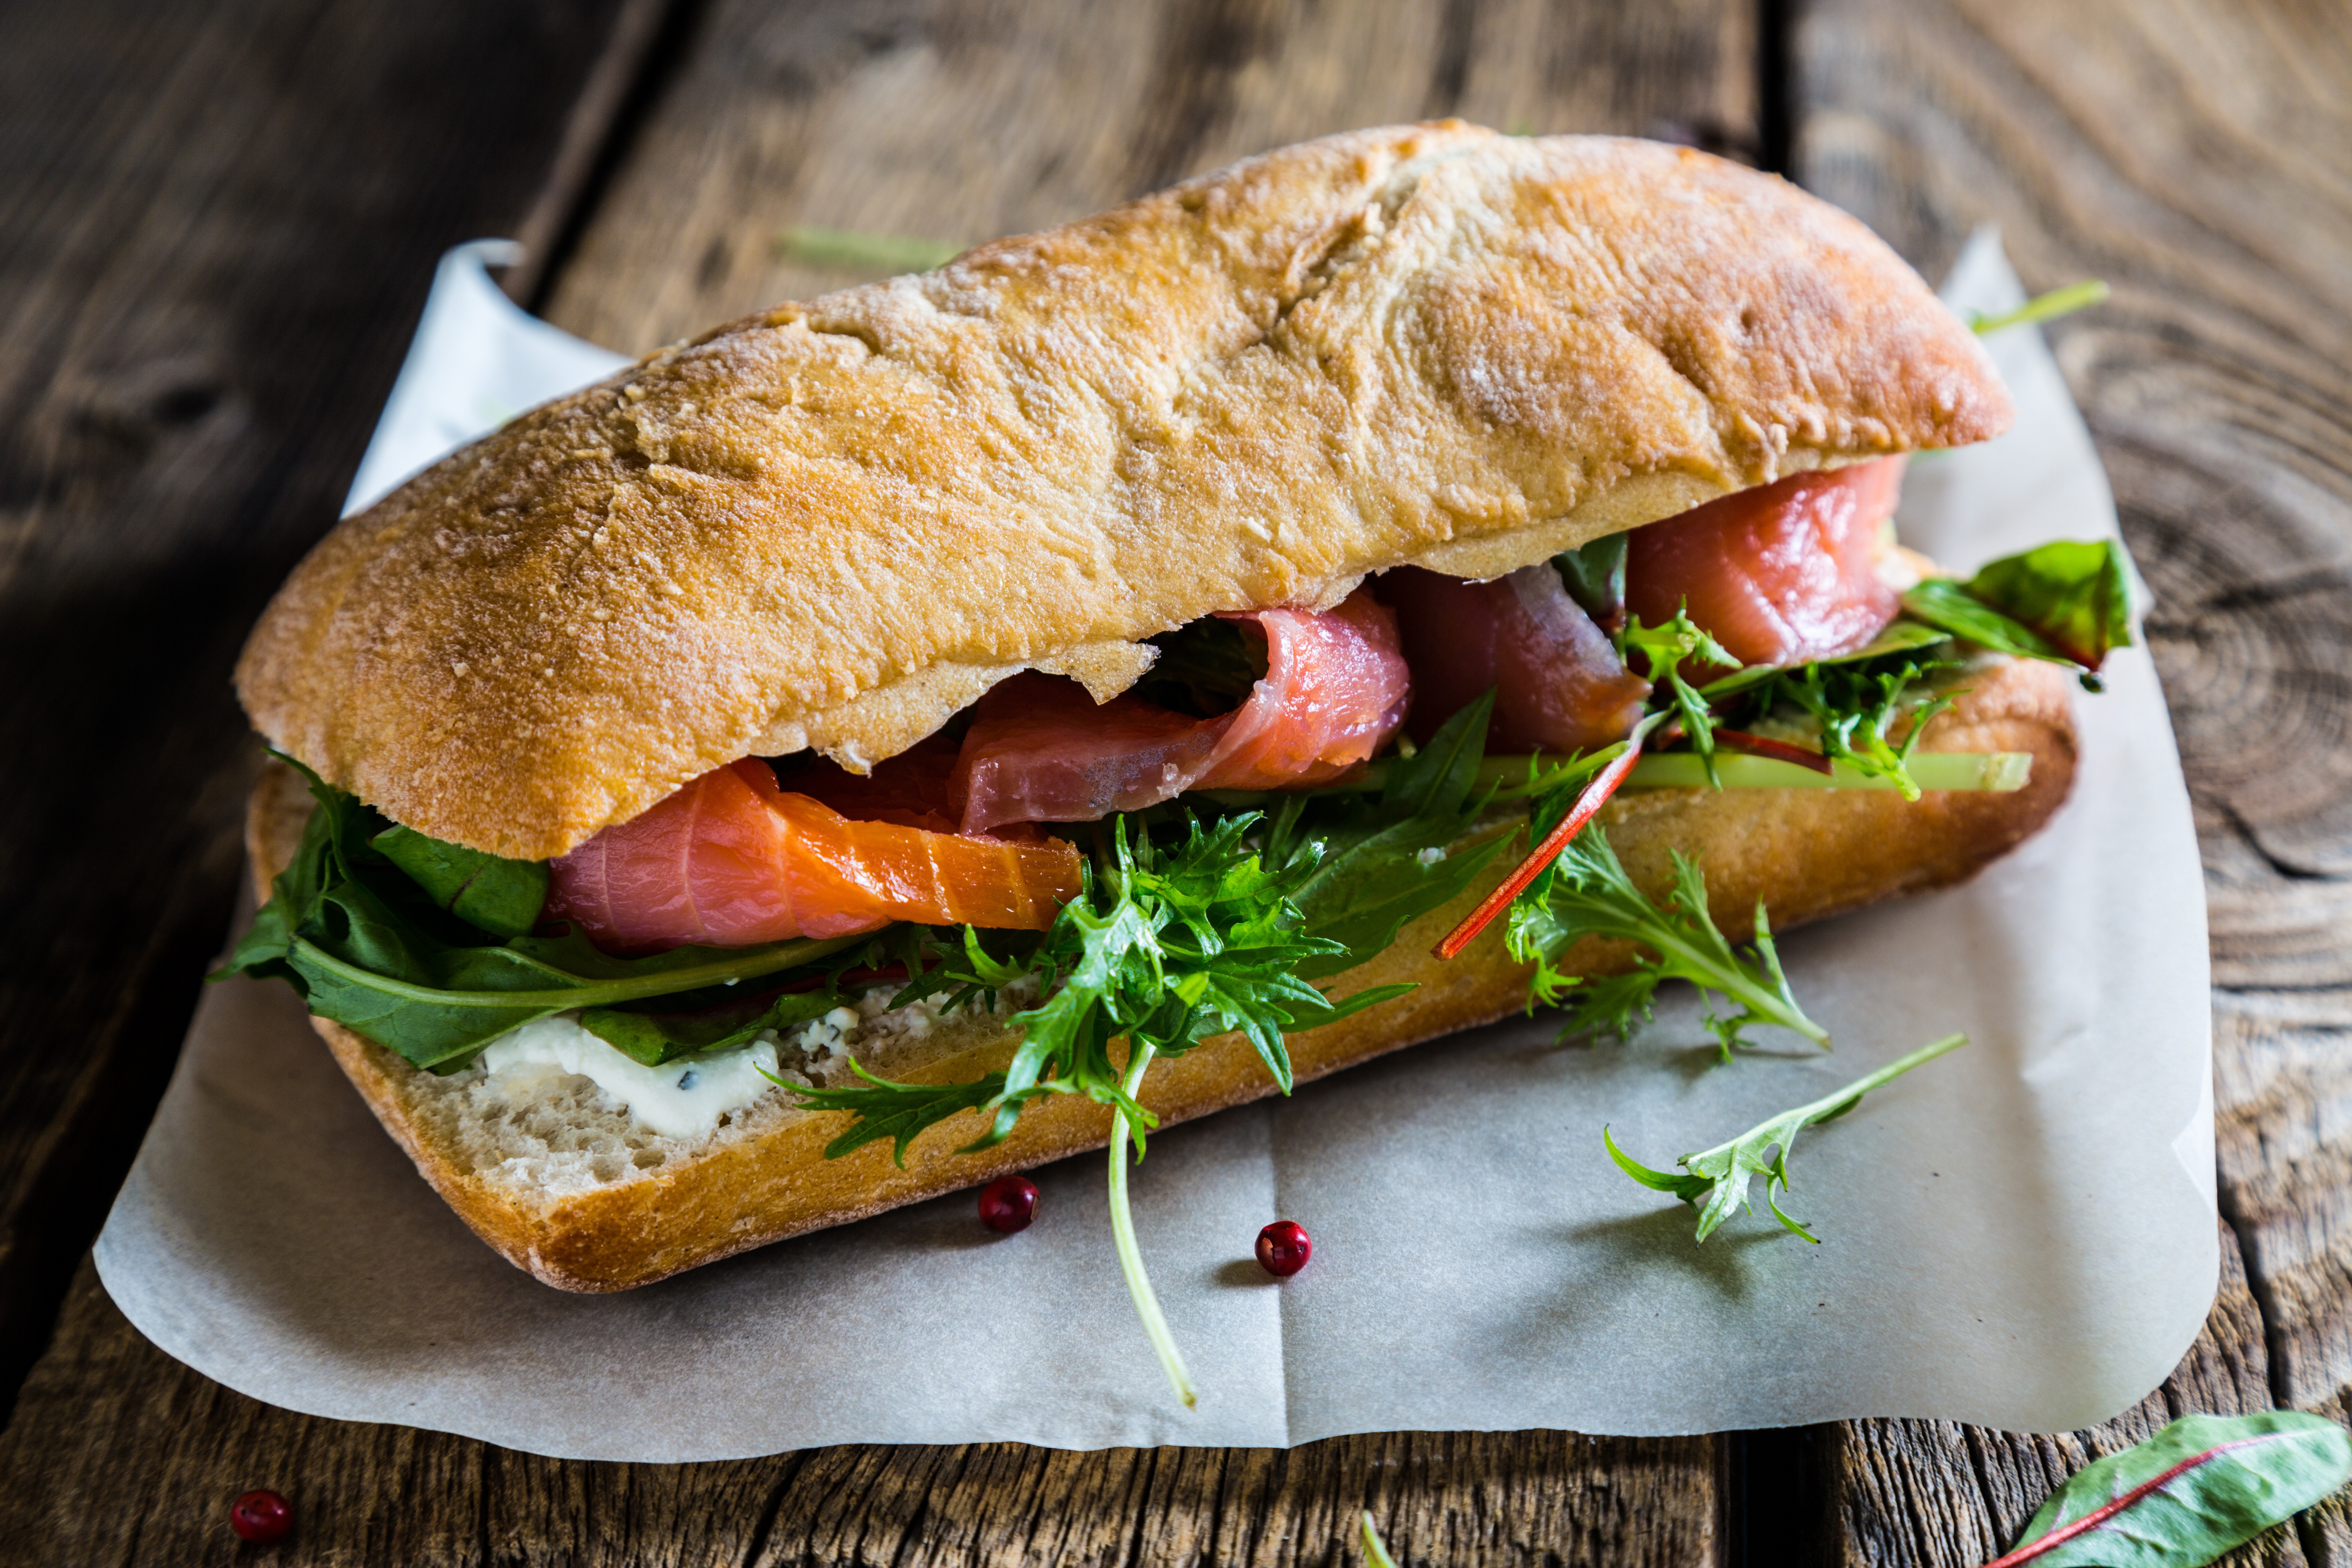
92,231,2216,1459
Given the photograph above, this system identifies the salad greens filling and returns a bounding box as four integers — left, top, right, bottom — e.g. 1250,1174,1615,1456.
221,535,2131,1086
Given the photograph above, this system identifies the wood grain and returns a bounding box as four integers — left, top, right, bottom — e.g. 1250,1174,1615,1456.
538,0,1755,353
1824,1223,2299,1567
0,1256,1720,1568
0,0,631,1428
1793,0,2352,1560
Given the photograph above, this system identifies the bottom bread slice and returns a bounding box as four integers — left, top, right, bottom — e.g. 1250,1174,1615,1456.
247,655,2077,1292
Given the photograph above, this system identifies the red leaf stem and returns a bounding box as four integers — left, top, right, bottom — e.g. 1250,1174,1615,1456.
1710,729,1835,774
1432,736,1645,961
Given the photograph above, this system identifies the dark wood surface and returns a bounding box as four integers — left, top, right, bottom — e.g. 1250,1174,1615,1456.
0,0,2346,1562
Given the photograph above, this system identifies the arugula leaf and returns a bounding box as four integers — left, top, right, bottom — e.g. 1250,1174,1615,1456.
1107,1039,1195,1406
1621,609,1739,785
1506,811,1826,1058
784,810,1414,1162
1985,1410,2352,1567
1271,693,1514,977
1902,540,2133,690
777,1060,1020,1165
1359,1513,1402,1568
1741,657,1960,802
218,755,866,1069
1604,1032,1966,1241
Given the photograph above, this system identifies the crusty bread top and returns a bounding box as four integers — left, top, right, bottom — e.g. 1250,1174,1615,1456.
236,122,2011,860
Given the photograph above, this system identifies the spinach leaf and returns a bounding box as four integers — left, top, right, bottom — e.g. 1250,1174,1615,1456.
1985,1410,2352,1567
1554,532,1628,626
1605,1033,1965,1241
217,756,866,1070
1902,539,2134,690
371,823,549,938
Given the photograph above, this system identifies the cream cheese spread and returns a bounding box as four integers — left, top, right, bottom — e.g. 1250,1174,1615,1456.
480,1013,787,1139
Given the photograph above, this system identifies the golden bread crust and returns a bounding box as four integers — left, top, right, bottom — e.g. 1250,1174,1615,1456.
248,657,2073,1292
236,123,2010,859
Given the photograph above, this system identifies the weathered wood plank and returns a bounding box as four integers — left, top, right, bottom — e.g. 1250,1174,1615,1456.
1825,1223,2298,1567
0,0,634,1428
0,1257,1721,1567
1793,0,2352,1560
540,0,1756,353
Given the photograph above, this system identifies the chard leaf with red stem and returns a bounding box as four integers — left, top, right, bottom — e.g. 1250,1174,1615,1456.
1981,1410,2352,1567
1902,538,2135,689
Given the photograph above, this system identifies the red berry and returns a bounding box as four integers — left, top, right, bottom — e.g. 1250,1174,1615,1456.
1256,1219,1312,1277
229,1489,292,1544
978,1174,1038,1233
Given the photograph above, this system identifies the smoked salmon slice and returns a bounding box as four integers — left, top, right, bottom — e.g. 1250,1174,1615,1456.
1624,457,1904,670
951,588,1412,833
1383,563,1652,753
546,758,1082,953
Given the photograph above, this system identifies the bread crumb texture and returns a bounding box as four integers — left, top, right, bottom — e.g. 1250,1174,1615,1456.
235,124,2009,859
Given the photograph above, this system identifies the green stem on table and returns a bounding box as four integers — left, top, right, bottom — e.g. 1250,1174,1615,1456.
1109,1040,1195,1408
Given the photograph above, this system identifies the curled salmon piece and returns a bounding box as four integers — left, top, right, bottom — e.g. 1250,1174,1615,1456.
951,588,1412,833
1383,563,1651,753
546,759,1082,953
1625,456,1904,670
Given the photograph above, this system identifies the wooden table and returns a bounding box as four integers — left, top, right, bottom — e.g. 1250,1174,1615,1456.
1,0,2345,1561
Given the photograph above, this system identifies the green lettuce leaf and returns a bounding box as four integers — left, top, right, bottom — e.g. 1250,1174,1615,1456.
217,756,864,1070
1902,539,2134,689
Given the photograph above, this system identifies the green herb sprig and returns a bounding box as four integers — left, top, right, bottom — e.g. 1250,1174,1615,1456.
1604,1032,1965,1242
1506,814,1824,1059
1742,657,1960,802
1619,608,1740,784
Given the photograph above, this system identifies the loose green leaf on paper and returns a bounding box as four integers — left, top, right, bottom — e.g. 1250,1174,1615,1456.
1605,1032,1967,1242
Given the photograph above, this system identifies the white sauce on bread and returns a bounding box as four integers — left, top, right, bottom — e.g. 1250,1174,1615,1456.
480,1014,810,1139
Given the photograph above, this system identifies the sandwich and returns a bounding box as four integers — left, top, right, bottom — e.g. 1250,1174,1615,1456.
222,123,2128,1339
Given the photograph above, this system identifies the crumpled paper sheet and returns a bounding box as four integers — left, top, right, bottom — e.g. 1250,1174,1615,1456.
92,230,2215,1460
